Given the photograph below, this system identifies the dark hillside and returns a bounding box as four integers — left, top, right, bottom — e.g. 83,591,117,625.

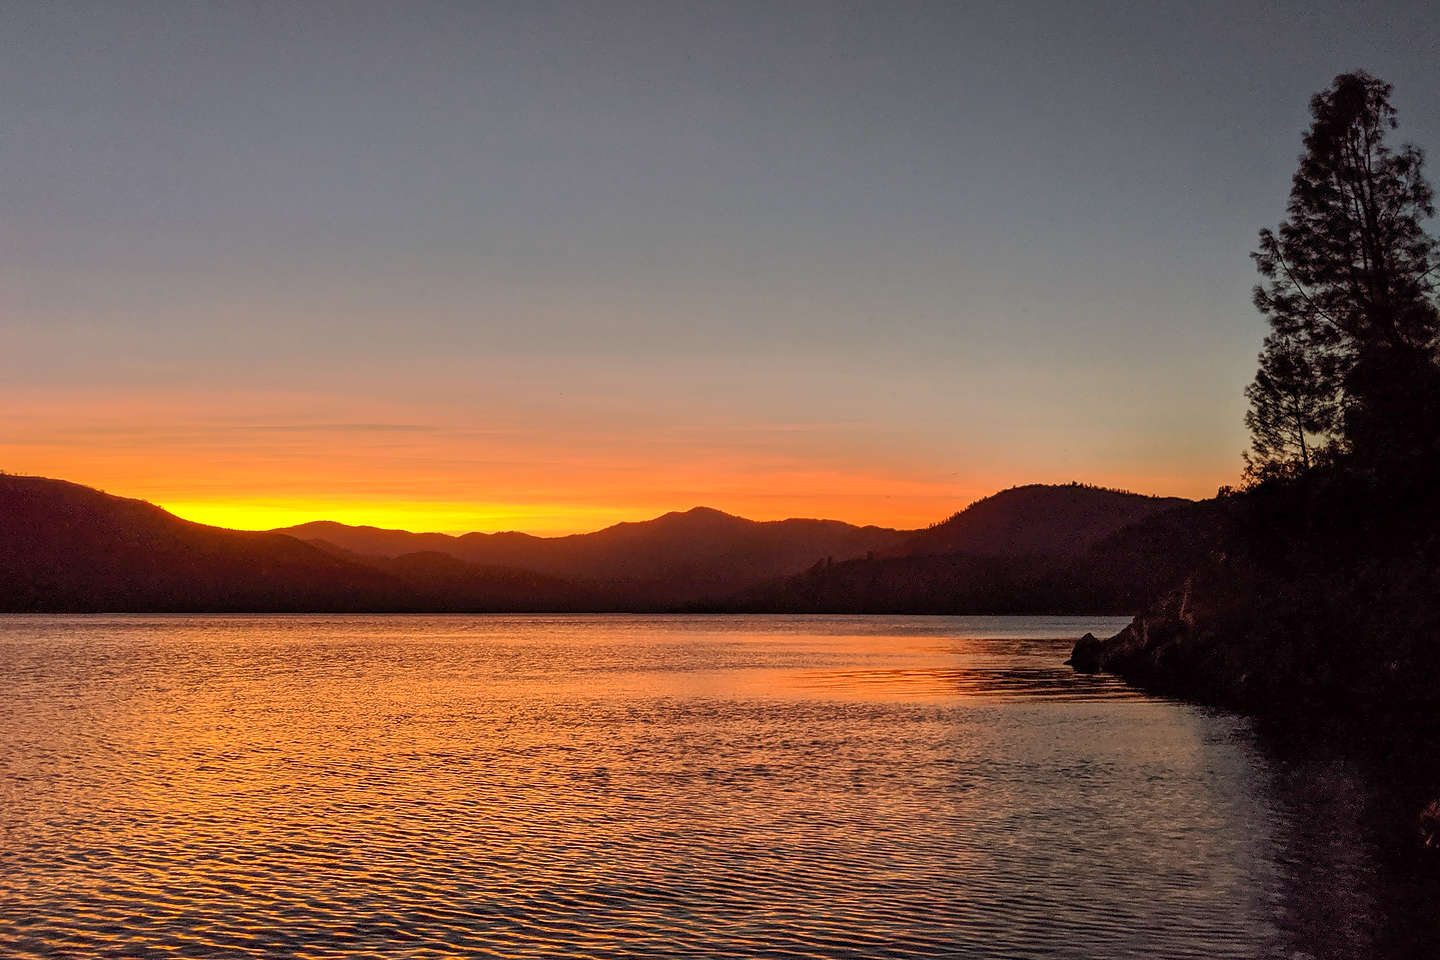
0,475,592,612
1071,470,1440,724
723,498,1224,614
0,474,408,611
1,474,1221,615
896,483,1192,558
279,506,908,604
338,549,592,612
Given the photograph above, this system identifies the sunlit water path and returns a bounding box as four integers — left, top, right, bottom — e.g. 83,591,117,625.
1,614,1433,958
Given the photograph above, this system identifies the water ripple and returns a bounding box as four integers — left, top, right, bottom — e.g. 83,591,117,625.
0,614,1427,958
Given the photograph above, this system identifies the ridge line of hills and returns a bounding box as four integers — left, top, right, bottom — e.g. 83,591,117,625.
0,473,1211,613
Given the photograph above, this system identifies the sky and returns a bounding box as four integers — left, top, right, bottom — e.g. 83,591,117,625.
3,1,1437,534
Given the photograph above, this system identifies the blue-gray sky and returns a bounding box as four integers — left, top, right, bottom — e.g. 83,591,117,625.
3,1,1437,532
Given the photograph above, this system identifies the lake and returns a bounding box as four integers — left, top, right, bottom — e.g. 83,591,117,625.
1,614,1434,958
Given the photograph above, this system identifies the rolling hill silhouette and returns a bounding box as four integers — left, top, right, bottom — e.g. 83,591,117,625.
2,474,1209,612
893,483,1192,558
718,486,1214,614
275,507,907,604
0,475,584,612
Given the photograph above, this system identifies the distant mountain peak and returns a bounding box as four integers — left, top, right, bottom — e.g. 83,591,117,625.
679,505,733,518
649,505,744,525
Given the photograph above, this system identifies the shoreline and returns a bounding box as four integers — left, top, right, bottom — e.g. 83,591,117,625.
1068,604,1440,854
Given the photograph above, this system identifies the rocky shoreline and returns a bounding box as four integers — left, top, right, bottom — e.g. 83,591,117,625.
1065,571,1259,710
1067,581,1440,852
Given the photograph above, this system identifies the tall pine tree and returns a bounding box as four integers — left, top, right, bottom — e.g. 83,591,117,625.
1249,71,1439,474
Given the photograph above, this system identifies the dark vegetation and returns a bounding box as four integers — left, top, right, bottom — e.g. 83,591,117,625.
1071,72,1440,841
1072,471,1440,724
712,486,1217,614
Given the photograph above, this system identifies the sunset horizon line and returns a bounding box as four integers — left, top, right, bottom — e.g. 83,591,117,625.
8,469,1199,540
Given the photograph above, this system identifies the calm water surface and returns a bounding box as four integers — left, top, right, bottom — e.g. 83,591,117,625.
1,614,1434,958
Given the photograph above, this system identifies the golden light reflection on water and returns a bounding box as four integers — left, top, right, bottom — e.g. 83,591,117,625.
0,615,1405,958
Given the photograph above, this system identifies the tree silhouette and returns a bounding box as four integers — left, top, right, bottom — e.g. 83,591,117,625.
1243,333,1340,478
1250,71,1439,473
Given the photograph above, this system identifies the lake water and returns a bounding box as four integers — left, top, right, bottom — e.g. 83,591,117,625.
1,614,1435,959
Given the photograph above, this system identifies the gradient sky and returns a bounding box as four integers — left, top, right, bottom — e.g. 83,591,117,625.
3,1,1437,533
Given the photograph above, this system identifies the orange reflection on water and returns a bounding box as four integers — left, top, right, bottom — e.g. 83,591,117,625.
2,614,1301,959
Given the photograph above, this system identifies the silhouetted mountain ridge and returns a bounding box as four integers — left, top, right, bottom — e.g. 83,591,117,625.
275,506,908,602
895,483,1192,558
3,474,1206,612
0,475,587,612
0,475,406,611
715,491,1214,615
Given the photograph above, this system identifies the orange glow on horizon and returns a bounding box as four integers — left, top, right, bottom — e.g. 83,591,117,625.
2,451,1233,537
1,388,1236,536
160,498,642,536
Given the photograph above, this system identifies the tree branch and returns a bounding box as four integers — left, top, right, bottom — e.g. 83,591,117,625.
1272,246,1347,336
